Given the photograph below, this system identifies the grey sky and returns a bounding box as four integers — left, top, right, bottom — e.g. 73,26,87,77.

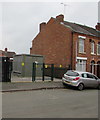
0,1,99,54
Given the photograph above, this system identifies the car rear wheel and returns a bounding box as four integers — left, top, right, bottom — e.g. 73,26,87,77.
78,83,84,91
62,82,67,87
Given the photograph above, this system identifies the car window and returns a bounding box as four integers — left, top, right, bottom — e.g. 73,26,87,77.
82,73,98,80
93,75,98,80
82,73,88,78
87,74,97,79
87,74,94,79
66,71,79,76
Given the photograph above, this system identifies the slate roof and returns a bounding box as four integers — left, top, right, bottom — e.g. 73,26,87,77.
61,21,100,38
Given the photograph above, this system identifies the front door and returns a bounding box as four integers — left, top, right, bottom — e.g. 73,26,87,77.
76,59,86,72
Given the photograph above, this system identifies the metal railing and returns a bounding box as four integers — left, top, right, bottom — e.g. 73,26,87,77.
32,62,69,81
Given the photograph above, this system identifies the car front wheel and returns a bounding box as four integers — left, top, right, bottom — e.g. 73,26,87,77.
77,83,84,91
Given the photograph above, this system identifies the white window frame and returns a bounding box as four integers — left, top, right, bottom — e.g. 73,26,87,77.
91,41,95,54
78,36,85,53
97,43,100,55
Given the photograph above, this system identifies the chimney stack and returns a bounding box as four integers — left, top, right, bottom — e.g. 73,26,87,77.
40,22,46,32
95,23,100,31
56,14,64,22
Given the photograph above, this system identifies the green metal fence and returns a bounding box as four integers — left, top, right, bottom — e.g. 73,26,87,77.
32,62,69,81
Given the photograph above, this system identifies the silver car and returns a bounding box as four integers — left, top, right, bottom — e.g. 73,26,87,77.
62,70,100,90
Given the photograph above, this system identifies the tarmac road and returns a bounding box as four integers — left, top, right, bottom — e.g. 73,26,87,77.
2,88,98,118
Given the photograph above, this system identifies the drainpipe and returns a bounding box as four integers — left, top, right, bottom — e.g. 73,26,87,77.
71,32,74,70
71,31,77,70
76,35,78,70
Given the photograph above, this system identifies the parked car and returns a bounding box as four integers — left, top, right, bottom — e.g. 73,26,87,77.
62,70,100,90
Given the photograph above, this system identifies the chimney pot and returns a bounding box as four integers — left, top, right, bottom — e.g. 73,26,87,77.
5,48,7,52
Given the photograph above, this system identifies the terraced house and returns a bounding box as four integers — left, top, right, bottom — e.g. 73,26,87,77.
30,14,100,78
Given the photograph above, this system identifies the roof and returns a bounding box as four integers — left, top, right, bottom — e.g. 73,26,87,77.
14,54,44,57
61,21,100,38
0,50,16,58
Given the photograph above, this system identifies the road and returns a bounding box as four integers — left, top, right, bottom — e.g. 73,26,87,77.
2,88,98,118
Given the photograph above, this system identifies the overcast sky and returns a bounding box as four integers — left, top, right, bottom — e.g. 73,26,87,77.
0,0,99,54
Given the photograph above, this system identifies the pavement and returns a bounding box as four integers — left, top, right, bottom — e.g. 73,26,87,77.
0,76,64,92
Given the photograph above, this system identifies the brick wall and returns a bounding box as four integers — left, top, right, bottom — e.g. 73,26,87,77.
30,15,73,68
30,15,100,77
72,32,100,76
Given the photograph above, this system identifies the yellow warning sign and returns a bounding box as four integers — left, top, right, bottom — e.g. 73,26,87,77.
45,65,48,68
21,62,25,66
59,65,62,68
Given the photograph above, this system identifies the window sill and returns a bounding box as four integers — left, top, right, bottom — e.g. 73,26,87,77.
91,53,96,55
79,52,86,54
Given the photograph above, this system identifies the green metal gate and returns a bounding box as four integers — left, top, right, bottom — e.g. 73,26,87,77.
32,62,54,81
0,57,12,82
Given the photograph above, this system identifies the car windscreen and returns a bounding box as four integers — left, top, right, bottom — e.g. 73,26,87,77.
66,71,79,76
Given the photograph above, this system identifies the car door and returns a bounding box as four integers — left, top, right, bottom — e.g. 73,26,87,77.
87,73,98,88
81,73,94,87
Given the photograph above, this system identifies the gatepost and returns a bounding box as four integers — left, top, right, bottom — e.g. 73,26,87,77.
42,63,45,81
51,64,54,81
32,62,36,82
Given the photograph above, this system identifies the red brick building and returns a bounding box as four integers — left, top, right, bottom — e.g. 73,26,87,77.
30,14,100,77
0,48,16,60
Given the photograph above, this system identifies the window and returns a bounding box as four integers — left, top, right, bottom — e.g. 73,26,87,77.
97,42,100,55
66,71,79,76
79,38,85,53
87,74,94,79
82,73,98,80
82,73,88,78
91,41,95,54
87,74,98,80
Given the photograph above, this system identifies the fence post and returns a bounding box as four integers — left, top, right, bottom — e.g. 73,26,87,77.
42,63,45,81
32,62,36,82
9,61,12,82
51,64,54,81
